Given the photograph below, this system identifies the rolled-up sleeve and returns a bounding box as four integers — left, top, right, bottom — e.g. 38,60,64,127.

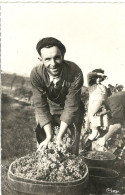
60,70,83,125
30,68,52,128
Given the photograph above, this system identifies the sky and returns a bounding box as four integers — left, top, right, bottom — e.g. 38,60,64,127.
1,3,125,87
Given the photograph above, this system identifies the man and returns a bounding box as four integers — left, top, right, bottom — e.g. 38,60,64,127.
30,37,84,154
93,91,125,149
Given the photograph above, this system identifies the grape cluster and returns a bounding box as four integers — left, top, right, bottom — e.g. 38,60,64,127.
85,151,109,160
12,126,87,182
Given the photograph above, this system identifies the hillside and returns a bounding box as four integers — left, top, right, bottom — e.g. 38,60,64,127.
1,72,31,89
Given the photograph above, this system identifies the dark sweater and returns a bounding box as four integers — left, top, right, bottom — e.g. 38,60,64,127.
106,91,125,124
30,60,84,127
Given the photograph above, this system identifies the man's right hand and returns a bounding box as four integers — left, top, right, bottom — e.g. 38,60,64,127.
37,123,52,152
37,137,51,151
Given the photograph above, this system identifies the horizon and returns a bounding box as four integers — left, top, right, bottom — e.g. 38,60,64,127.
1,69,125,89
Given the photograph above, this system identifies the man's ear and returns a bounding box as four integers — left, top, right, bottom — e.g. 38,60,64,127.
62,54,65,60
38,57,42,62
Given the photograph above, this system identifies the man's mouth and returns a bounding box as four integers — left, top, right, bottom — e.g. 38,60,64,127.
50,67,59,71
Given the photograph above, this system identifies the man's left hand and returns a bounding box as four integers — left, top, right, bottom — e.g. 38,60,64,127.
56,121,68,150
56,136,64,150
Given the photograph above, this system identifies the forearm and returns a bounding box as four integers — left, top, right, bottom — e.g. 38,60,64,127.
37,123,53,151
44,123,53,140
104,124,121,142
57,121,68,139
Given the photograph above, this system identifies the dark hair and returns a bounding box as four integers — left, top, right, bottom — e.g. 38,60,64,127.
36,37,66,56
92,69,104,74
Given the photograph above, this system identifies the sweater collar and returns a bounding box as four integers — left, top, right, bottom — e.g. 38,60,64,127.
47,70,63,84
43,61,68,87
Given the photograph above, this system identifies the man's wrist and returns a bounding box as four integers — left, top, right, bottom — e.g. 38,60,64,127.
44,123,53,139
46,136,52,141
56,134,62,140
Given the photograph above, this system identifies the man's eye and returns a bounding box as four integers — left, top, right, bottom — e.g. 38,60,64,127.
55,56,61,60
45,58,50,61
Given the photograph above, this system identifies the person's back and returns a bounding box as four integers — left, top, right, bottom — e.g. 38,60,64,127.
108,91,125,108
107,91,125,125
93,91,125,150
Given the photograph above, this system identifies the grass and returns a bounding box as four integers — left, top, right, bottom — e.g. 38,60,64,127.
1,94,36,195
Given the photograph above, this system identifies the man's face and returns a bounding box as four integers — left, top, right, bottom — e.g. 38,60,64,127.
40,46,63,77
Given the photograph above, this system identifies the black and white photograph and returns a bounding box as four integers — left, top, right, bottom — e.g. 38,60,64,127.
1,1,125,195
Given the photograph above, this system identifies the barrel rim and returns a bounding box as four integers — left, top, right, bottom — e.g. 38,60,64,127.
83,151,116,161
8,156,88,186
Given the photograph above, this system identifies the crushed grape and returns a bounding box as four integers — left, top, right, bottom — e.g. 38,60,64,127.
12,126,87,182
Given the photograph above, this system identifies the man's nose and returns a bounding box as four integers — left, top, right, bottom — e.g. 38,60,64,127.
51,59,56,66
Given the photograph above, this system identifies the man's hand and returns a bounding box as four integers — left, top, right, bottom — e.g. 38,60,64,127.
56,136,64,150
37,137,51,152
37,123,52,152
56,121,68,150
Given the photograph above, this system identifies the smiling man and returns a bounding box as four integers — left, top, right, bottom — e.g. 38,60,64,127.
30,37,84,154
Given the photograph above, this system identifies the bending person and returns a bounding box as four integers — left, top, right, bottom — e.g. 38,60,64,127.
94,91,125,147
30,37,84,155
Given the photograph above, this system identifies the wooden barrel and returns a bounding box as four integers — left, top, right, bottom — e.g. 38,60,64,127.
82,151,116,168
8,158,89,195
89,167,119,186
